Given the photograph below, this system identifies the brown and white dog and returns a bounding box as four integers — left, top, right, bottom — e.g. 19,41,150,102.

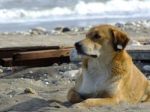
67,24,150,107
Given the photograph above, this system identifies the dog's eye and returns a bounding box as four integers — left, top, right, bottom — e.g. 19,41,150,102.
93,33,101,39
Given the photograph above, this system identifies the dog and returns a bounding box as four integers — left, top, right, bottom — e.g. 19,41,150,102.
67,24,150,107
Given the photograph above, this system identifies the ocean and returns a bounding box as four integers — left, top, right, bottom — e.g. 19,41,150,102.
0,0,150,32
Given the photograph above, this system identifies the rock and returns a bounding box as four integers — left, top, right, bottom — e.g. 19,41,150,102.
143,65,150,72
24,88,36,94
125,22,135,26
30,27,47,35
62,27,71,32
0,69,3,73
115,23,124,28
128,40,142,46
73,27,85,32
63,70,80,78
28,71,33,74
44,81,49,85
54,27,71,33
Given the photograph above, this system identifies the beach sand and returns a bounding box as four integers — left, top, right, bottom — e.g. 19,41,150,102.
0,21,150,112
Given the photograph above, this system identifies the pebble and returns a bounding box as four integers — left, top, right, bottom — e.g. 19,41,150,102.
129,40,142,46
73,27,85,32
44,81,49,85
30,27,47,35
0,69,3,73
143,65,150,72
115,22,124,28
54,27,71,33
63,70,79,78
29,71,33,74
24,88,36,94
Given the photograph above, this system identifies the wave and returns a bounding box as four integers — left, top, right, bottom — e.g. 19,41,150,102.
0,0,150,23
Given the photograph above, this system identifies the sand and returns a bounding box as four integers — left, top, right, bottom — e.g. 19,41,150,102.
0,21,150,112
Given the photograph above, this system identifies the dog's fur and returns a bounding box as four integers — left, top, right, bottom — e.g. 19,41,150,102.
67,24,150,107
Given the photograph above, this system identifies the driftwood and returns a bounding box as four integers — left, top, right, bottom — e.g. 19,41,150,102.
0,46,71,67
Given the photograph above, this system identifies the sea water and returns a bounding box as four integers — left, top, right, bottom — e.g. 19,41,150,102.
0,0,150,32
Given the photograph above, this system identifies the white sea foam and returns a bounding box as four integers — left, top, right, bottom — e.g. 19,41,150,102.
0,0,150,23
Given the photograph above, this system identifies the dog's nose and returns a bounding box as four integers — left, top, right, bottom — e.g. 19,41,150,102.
75,42,82,49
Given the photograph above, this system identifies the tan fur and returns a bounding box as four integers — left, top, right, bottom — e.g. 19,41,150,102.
67,24,150,107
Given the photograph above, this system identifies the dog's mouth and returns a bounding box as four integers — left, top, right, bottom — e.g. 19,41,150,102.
75,42,98,58
76,48,98,58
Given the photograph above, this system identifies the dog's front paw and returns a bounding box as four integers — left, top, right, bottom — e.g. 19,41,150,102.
73,102,87,109
73,100,93,109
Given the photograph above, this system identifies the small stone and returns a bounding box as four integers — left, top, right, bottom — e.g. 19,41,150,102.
30,27,47,35
54,27,71,33
24,88,36,94
0,69,3,73
51,80,57,84
125,22,134,26
6,67,13,71
148,76,150,80
143,65,150,72
53,63,59,66
61,27,71,32
44,81,49,85
115,23,124,28
29,71,33,74
43,73,47,77
63,70,79,78
129,40,142,46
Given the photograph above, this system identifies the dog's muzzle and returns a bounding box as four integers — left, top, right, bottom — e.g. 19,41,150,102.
75,42,98,58
75,42,84,55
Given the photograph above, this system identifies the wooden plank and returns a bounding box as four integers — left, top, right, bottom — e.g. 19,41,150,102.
13,48,71,61
0,46,60,58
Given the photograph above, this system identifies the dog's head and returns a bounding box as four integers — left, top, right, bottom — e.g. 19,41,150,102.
75,24,129,58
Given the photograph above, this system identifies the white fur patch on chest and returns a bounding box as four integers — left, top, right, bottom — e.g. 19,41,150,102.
78,59,111,97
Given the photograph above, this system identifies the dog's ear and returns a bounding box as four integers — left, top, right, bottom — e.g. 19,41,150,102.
110,28,129,51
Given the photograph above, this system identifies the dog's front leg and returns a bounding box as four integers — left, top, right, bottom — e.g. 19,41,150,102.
74,97,119,108
67,87,84,103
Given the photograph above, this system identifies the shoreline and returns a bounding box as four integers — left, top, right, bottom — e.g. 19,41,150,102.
0,20,150,48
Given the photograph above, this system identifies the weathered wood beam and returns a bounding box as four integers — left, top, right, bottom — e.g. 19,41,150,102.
13,48,70,61
0,46,60,58
0,47,71,67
